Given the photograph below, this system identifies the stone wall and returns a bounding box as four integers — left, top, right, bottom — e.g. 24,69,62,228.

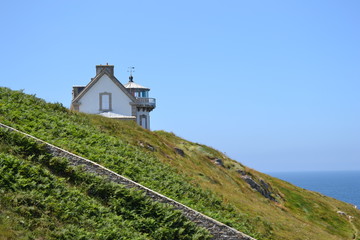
0,123,256,240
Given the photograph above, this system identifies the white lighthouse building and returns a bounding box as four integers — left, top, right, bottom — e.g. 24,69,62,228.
71,64,156,130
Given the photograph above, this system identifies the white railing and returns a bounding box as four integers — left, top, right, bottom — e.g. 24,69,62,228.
135,98,156,107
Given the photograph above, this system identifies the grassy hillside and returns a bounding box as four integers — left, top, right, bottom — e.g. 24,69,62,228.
0,129,211,239
0,87,359,240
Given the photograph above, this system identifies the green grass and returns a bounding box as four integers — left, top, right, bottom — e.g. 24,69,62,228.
0,87,360,240
0,130,211,240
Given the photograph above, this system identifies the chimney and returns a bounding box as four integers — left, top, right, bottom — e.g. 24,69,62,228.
72,86,86,99
96,63,114,76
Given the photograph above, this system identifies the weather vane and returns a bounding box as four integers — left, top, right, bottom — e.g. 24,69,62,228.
128,67,135,82
127,66,135,76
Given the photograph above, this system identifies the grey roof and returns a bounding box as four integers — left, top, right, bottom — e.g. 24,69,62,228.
124,81,149,90
99,112,136,119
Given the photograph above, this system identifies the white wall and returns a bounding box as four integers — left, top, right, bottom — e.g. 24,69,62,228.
78,75,133,116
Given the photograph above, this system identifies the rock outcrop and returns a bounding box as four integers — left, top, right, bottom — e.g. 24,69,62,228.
237,170,279,202
174,147,185,157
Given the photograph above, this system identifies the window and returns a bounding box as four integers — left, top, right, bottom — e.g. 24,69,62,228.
99,92,112,111
141,91,148,98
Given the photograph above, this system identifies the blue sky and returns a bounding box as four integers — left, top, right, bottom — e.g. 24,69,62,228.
1,1,359,172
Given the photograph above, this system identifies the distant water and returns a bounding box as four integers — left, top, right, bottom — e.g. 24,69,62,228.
269,171,360,207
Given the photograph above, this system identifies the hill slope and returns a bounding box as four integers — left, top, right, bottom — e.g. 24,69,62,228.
0,87,359,239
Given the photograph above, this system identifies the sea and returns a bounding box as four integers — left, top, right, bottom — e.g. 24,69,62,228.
268,171,360,208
